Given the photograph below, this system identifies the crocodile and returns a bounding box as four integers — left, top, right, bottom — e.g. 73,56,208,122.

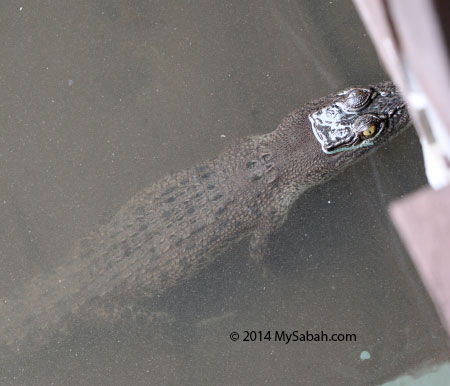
0,81,410,357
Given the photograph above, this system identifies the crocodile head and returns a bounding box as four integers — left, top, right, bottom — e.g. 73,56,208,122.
275,81,411,186
308,81,409,155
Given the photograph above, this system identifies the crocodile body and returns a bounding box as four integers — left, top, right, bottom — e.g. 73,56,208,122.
0,81,409,357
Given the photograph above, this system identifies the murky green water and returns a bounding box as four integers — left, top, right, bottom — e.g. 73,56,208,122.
0,0,448,384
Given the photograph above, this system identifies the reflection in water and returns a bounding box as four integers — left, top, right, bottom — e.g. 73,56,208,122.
382,362,450,386
0,0,448,385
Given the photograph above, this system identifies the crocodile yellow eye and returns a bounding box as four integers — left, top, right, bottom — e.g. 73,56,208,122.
353,114,384,140
362,124,377,137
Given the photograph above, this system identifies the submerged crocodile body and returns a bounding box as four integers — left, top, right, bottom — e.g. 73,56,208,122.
0,81,409,357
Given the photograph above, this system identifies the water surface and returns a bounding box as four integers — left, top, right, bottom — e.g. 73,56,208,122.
0,0,448,384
